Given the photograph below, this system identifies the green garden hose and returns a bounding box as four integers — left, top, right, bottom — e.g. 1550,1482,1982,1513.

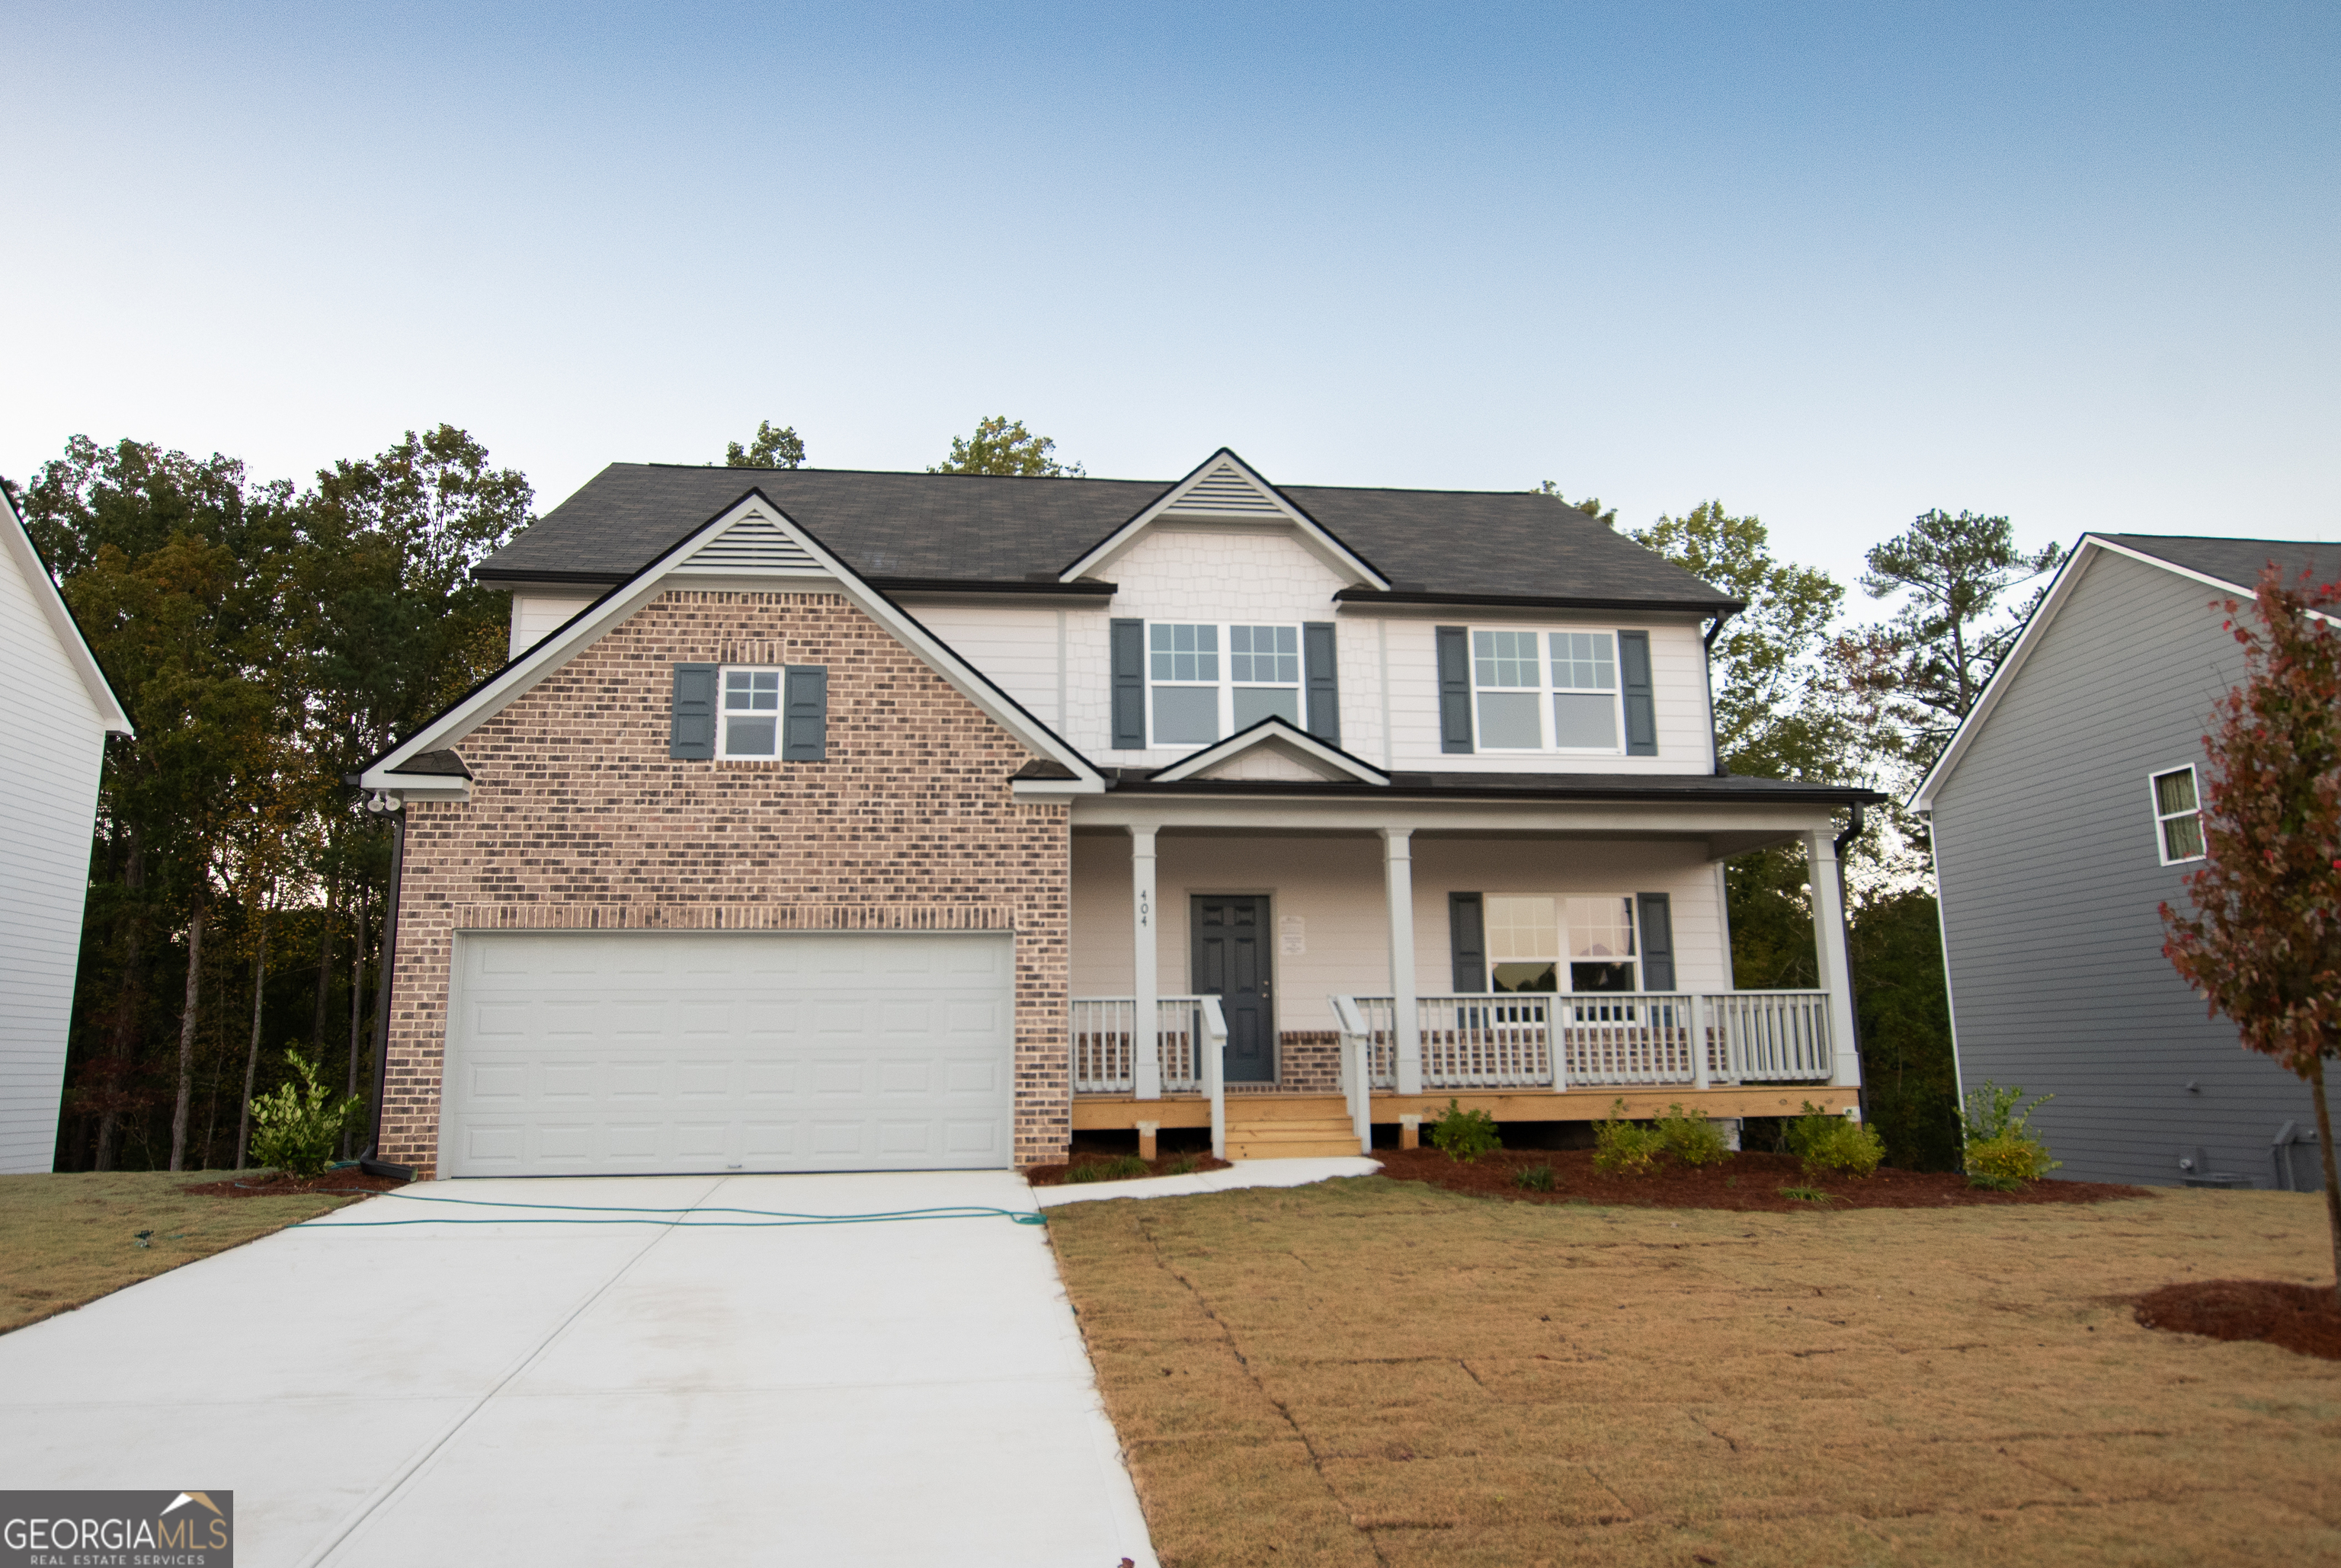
321,1189,1047,1227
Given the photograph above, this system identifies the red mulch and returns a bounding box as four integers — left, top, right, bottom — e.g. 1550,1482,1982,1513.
180,1168,408,1198
2135,1278,2341,1360
1025,1152,1235,1187
1373,1146,2152,1214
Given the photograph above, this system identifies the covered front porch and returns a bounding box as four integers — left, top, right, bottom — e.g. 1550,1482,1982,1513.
1064,783,1869,1159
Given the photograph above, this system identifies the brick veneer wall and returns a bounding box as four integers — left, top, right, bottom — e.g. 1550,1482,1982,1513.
380,588,1071,1178
1276,1031,1341,1093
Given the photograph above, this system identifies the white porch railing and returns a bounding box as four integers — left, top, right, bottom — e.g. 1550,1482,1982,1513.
1347,991,1832,1091
1071,996,1207,1096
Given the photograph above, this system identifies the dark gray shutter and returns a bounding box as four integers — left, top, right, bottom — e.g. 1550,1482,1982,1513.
1302,621,1340,745
1619,630,1657,756
1635,892,1675,992
1436,625,1473,754
1449,892,1486,992
782,665,827,761
670,663,717,760
1110,618,1145,750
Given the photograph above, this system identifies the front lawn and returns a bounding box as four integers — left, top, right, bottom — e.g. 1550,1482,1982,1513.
1049,1176,2341,1567
0,1170,376,1333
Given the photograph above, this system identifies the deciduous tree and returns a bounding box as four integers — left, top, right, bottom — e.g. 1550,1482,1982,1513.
930,417,1084,477
725,421,805,469
2162,565,2341,1301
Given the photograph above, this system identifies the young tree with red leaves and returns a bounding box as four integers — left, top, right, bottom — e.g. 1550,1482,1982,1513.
2163,565,2341,1303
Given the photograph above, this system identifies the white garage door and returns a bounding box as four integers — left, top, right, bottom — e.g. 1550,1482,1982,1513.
440,930,1014,1178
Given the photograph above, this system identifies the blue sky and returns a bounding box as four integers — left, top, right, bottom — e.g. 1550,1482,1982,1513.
4,2,2333,595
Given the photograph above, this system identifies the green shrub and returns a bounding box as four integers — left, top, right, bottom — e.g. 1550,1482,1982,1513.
1593,1099,1667,1176
1785,1102,1885,1178
1429,1099,1501,1163
1512,1163,1557,1192
1163,1154,1200,1176
1654,1103,1732,1167
1959,1081,2061,1185
1778,1186,1833,1204
247,1049,362,1179
1068,1154,1152,1183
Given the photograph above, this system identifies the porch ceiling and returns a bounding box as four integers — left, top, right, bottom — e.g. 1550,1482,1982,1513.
1070,795,1838,859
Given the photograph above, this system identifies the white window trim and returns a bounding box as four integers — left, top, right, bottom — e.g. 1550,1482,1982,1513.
1468,626,1626,755
1482,893,1641,994
717,664,786,760
1148,620,1303,744
2150,763,2206,865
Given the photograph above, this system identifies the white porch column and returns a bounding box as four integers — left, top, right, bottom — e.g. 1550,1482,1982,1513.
1383,827,1423,1095
1131,826,1161,1100
1806,830,1862,1091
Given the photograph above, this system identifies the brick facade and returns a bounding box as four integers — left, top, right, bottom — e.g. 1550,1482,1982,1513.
380,589,1071,1178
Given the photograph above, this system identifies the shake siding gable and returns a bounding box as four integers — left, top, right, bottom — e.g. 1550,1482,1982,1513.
1930,549,2314,1186
0,536,110,1173
381,589,1071,1178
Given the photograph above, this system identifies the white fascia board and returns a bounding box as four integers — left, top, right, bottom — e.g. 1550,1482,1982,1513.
374,774,471,801
1149,717,1391,785
1056,447,1389,589
2,488,133,735
1910,539,2101,813
363,490,1105,792
1010,776,1108,799
1909,533,2306,813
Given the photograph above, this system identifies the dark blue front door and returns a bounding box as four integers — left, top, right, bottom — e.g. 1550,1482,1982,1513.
1193,896,1273,1083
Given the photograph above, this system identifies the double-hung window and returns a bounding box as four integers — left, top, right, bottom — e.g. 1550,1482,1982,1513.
722,668,783,757
2151,766,2205,863
1470,629,1622,753
1483,894,1638,994
1149,622,1302,744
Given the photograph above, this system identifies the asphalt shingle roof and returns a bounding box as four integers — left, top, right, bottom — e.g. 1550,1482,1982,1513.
476,463,1738,609
2096,533,2341,595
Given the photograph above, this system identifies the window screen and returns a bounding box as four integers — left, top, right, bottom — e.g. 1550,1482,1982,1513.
2154,766,2205,863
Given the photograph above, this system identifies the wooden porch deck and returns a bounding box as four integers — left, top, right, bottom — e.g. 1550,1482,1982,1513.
1074,1084,1861,1138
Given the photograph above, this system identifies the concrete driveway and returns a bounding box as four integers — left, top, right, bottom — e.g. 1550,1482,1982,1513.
0,1172,1157,1568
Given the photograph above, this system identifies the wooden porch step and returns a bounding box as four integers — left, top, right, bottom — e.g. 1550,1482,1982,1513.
1221,1094,1350,1122
1225,1111,1363,1160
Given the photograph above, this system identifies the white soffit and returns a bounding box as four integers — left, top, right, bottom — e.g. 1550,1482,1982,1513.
1149,718,1389,785
362,490,1103,792
1058,448,1388,588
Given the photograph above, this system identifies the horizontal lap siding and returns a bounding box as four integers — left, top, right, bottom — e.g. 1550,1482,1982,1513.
0,541,108,1173
1932,550,2315,1187
388,590,1071,1178
1069,834,1729,1035
897,604,1065,727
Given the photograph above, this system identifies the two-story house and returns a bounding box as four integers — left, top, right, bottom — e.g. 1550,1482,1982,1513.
1914,533,2341,1189
358,451,1876,1179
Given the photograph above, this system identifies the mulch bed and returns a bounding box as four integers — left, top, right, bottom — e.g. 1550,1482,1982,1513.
1025,1152,1235,1187
1373,1145,2152,1213
180,1168,408,1199
2136,1278,2341,1360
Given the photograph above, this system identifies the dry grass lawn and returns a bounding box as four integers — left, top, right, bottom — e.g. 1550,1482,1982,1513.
1,1170,370,1334
1049,1176,2341,1567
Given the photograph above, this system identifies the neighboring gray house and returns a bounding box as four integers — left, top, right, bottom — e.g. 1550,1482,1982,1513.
0,484,131,1173
1914,533,2341,1189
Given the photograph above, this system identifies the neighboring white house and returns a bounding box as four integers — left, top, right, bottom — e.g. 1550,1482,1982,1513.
0,485,132,1173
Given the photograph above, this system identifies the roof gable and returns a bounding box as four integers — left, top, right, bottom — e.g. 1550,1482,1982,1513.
1149,718,1388,786
1,488,132,736
363,489,1102,795
1056,449,1388,588
1911,530,2341,811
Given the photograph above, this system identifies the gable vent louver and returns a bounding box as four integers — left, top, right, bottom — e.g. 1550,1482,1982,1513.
1164,462,1285,516
684,515,819,572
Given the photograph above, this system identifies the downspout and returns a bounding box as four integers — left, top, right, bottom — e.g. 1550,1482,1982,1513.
360,795,409,1178
1833,800,1869,1124
1702,607,1737,776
